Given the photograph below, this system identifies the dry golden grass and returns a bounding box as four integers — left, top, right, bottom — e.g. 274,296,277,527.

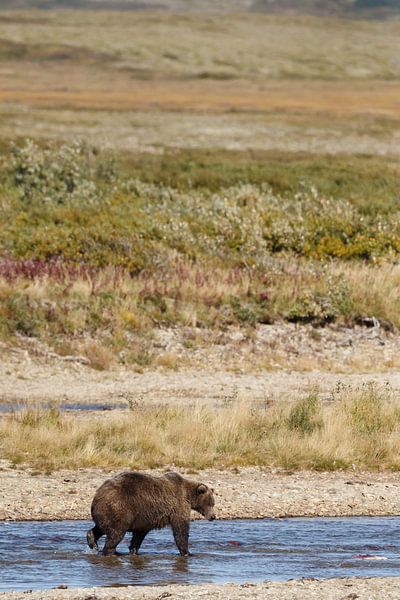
335,262,400,329
82,341,115,370
2,384,400,472
155,352,180,370
2,62,400,117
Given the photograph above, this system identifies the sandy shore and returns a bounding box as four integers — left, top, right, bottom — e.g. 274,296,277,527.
2,578,400,600
1,464,400,521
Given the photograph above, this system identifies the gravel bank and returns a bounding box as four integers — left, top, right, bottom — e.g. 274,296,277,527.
2,578,400,600
1,465,400,521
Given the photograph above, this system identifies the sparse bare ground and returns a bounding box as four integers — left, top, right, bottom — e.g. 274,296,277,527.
1,323,399,407
1,102,400,155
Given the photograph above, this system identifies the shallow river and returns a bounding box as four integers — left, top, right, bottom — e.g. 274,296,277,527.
0,402,127,413
1,517,400,591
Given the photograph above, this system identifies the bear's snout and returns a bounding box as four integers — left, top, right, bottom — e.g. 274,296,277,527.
204,507,216,521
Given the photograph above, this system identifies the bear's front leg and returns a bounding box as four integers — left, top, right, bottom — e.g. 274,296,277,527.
171,518,191,556
129,529,149,554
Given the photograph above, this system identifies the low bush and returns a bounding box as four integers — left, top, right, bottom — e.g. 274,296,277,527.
287,394,322,434
1,141,400,273
1,141,400,362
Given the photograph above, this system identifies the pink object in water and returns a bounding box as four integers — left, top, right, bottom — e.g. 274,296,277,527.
228,541,242,546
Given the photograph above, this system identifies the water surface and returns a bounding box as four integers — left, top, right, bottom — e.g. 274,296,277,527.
0,402,127,413
1,517,400,592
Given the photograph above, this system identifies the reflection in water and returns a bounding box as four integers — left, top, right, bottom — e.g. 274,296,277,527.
2,517,400,592
173,556,190,574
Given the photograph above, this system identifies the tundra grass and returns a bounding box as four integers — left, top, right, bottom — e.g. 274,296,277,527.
0,11,399,80
2,384,400,472
119,149,400,214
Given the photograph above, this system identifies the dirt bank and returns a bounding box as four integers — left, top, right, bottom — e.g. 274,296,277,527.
1,322,400,409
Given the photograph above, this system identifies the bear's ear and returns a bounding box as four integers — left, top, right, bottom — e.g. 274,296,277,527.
197,484,207,494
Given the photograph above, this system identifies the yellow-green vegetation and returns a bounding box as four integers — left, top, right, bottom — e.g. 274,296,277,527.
2,384,399,472
0,7,400,368
120,149,400,214
2,140,400,270
1,5,400,483
1,140,400,364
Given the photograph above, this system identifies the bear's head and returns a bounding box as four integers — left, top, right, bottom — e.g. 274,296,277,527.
191,483,216,521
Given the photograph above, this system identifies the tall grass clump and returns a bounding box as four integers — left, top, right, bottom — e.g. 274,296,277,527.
287,394,322,434
1,385,400,472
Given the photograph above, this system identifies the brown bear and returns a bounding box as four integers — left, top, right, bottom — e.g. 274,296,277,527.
86,471,216,556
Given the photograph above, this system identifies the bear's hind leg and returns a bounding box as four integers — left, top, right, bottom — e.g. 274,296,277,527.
87,525,103,551
102,530,125,556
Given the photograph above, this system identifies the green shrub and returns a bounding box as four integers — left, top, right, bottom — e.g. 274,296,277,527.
9,139,115,207
2,142,400,270
287,394,322,434
286,276,353,325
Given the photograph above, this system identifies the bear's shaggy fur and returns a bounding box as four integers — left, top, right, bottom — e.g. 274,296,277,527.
86,471,216,556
